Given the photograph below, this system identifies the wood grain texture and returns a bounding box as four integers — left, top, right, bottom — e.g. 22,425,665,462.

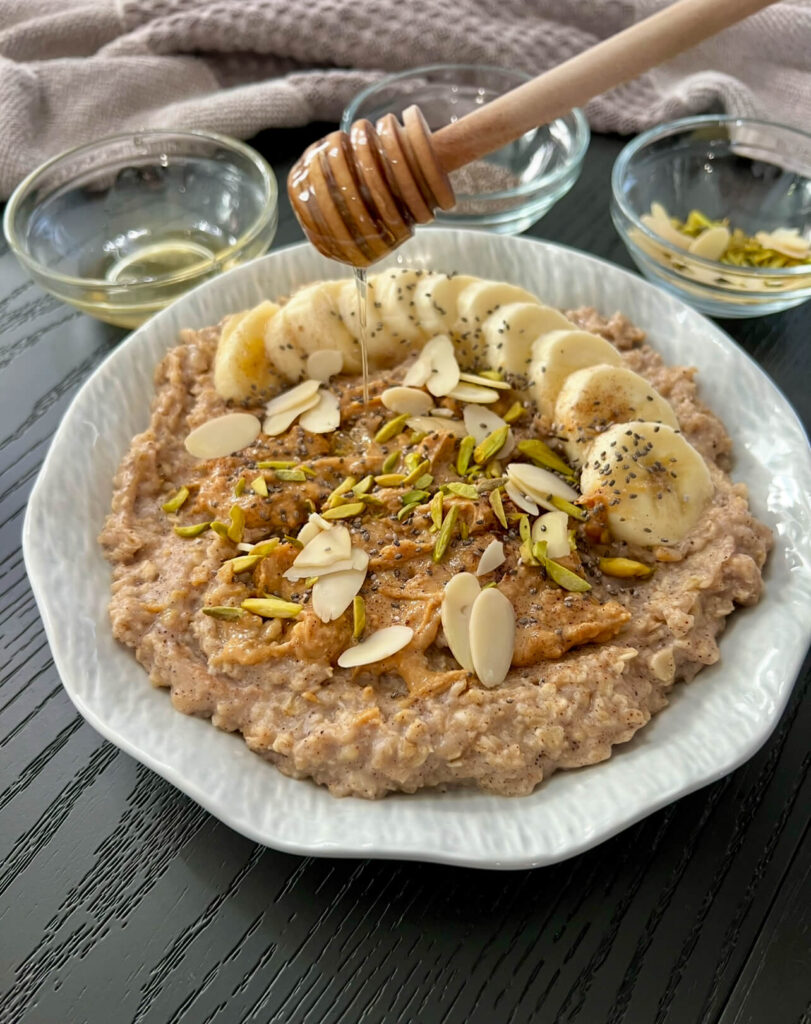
0,129,808,1024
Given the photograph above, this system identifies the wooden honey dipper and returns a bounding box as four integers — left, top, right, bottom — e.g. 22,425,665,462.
288,0,776,267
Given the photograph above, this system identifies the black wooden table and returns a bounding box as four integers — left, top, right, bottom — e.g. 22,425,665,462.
2,128,809,1024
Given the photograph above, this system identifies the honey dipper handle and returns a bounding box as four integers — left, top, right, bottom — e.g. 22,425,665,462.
430,0,777,173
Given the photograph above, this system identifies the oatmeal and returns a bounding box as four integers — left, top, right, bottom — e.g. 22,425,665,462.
100,271,771,798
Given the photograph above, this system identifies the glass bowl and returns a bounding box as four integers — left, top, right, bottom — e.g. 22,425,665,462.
611,116,811,318
341,64,589,235
3,130,278,328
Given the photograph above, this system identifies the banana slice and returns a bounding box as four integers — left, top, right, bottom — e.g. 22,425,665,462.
367,268,428,348
580,421,713,546
554,364,678,465
481,302,573,378
265,282,351,381
213,301,282,401
413,273,479,340
528,329,623,416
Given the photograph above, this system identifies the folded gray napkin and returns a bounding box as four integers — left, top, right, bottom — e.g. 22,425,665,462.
0,0,809,199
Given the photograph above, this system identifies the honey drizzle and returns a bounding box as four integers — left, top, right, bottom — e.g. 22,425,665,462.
354,266,370,404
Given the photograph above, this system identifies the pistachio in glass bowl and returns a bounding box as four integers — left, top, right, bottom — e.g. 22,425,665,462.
611,116,811,318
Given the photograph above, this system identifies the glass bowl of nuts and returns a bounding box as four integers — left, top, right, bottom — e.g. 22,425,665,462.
611,116,811,317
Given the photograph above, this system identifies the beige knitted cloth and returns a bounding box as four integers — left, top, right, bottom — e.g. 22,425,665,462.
0,0,809,199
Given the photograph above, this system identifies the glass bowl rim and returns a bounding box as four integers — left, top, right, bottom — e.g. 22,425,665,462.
2,129,279,292
611,114,811,280
341,63,590,202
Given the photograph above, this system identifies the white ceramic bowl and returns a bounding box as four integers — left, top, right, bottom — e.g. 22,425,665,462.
23,230,811,869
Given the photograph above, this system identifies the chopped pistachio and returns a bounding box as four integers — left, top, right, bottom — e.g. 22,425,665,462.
321,502,364,519
226,553,262,573
402,489,430,505
545,558,591,592
374,473,407,487
274,468,307,483
295,465,316,478
409,429,428,444
210,521,229,539
250,538,280,558
517,439,576,481
256,460,297,469
459,518,469,541
456,435,476,476
234,477,247,497
325,475,357,507
599,557,655,579
429,490,443,532
532,540,548,563
503,401,525,424
397,502,420,522
489,487,508,529
551,495,588,521
250,476,269,497
352,596,366,639
486,459,503,479
402,460,432,486
404,451,422,473
432,504,459,563
413,473,433,490
482,580,498,589
358,493,385,506
241,596,302,618
352,474,374,496
202,606,244,620
374,412,410,444
174,521,210,538
283,534,303,548
382,450,400,473
162,486,189,513
474,425,509,466
227,505,245,543
478,369,504,381
304,576,319,587
444,481,479,500
518,514,532,545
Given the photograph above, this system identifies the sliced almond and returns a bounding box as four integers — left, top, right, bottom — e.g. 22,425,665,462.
403,355,431,387
504,480,539,515
462,405,515,458
458,371,511,390
531,510,570,559
184,412,261,460
405,415,467,438
265,379,321,417
469,587,515,687
446,382,499,404
263,392,320,436
507,462,577,511
423,336,461,397
337,625,414,668
311,567,367,622
688,226,730,261
440,572,480,672
284,546,368,581
306,349,343,381
428,407,455,419
299,390,341,434
476,540,505,576
642,205,690,249
755,228,810,259
293,524,351,568
297,520,322,546
381,386,434,416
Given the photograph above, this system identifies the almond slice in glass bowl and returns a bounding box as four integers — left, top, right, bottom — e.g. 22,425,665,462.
337,625,414,668
184,412,261,459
